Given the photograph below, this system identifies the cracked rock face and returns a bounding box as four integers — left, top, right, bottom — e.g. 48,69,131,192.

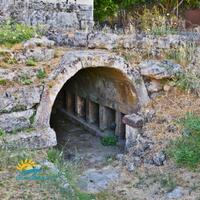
0,109,34,132
0,86,43,114
88,32,120,50
139,60,183,79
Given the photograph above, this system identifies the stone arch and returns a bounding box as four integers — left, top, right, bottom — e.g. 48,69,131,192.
34,50,149,145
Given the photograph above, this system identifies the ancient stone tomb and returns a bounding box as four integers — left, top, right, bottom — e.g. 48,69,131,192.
50,67,138,141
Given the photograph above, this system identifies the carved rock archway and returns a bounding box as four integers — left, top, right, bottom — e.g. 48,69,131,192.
34,50,149,146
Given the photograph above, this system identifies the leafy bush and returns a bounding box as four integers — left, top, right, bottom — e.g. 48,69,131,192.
0,22,37,46
140,7,179,35
101,135,118,146
167,113,200,169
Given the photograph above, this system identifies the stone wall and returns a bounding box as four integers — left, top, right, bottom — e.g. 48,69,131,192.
0,0,94,30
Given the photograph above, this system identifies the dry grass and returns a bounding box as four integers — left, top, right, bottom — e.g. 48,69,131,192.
143,88,200,142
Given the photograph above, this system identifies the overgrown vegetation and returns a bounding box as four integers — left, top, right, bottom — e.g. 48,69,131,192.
0,22,37,46
101,135,118,146
172,71,200,96
94,0,200,33
167,113,200,169
0,147,97,199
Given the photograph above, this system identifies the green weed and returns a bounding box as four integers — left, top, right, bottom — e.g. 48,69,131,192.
26,58,37,66
101,135,118,146
37,69,46,79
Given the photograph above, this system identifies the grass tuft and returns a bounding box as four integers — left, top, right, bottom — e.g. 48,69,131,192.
101,135,118,146
167,113,200,169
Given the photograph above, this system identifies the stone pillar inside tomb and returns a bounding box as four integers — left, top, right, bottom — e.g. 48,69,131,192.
99,105,108,131
86,100,99,125
75,95,86,119
66,93,75,114
115,112,125,139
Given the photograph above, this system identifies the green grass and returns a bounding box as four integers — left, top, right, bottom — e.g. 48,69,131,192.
0,22,37,46
37,69,46,79
26,58,37,66
172,72,200,96
47,148,63,164
179,113,200,134
167,113,200,169
160,174,177,192
101,135,118,146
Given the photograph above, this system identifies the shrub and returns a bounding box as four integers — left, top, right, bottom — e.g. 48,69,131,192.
101,135,118,146
0,22,37,46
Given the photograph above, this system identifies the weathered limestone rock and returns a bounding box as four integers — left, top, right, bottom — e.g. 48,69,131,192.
0,0,94,31
23,37,55,49
25,47,55,62
152,151,166,166
78,167,119,193
0,127,57,149
139,60,182,79
123,113,144,128
167,187,185,199
35,50,149,128
0,109,34,132
147,80,163,93
0,86,43,114
88,32,120,50
125,125,139,150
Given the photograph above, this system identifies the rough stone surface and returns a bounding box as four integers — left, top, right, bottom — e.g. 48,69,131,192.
0,86,43,114
146,80,163,93
0,127,57,149
125,126,139,150
0,109,34,132
152,151,166,166
0,0,93,31
123,113,144,128
35,50,150,128
88,32,120,50
23,37,55,49
167,187,185,199
139,60,182,79
78,167,119,193
25,47,55,62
